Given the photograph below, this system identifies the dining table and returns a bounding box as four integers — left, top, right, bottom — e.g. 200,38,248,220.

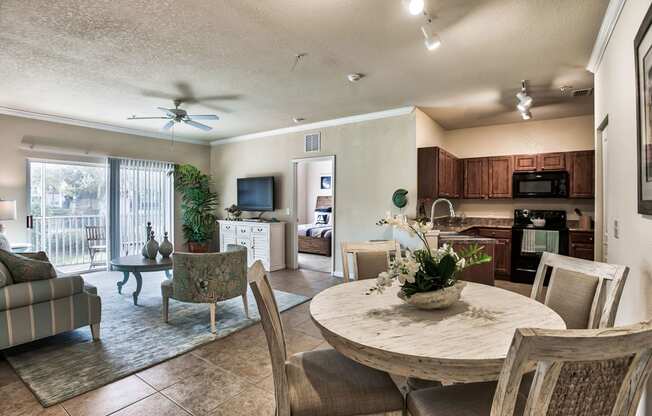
310,279,566,384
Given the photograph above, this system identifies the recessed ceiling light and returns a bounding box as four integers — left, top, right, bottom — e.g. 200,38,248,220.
405,0,425,15
293,117,305,124
347,73,365,82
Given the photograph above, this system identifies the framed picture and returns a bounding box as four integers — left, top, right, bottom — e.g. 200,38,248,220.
320,175,331,190
635,3,652,215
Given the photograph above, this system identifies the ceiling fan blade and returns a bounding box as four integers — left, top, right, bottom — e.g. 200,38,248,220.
162,120,175,131
183,119,212,131
127,116,171,120
188,114,219,120
157,107,177,118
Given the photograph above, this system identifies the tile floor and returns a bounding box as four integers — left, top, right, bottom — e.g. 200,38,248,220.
0,270,532,416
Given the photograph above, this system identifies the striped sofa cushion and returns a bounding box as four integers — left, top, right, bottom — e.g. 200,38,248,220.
0,291,101,349
0,276,85,312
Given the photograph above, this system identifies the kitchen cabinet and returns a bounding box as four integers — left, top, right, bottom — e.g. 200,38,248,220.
538,152,566,171
487,156,513,198
463,158,488,199
439,238,495,286
569,230,594,260
567,151,594,198
474,228,512,278
417,147,461,199
514,155,538,172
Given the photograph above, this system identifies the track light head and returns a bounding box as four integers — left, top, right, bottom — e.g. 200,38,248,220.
421,25,441,51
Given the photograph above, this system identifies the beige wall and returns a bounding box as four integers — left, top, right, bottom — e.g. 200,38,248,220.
0,115,211,249
436,115,596,220
594,1,652,414
210,113,417,274
415,107,446,148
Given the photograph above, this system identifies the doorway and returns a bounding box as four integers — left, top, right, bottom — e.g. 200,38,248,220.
291,156,335,274
28,160,107,273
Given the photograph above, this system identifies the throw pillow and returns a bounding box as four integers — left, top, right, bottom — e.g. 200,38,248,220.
315,213,329,225
0,261,11,288
0,249,57,283
0,234,10,252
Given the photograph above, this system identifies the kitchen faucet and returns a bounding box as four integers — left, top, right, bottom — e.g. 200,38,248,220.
430,198,456,222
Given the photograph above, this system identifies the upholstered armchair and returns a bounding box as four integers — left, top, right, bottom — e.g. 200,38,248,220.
161,245,248,333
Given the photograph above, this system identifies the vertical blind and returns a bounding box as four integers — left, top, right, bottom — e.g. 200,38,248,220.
110,158,174,257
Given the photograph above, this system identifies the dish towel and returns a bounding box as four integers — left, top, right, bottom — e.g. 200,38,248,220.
521,230,559,254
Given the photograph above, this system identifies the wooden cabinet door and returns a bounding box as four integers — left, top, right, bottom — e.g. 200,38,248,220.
567,151,595,198
463,158,487,199
514,155,537,172
437,149,460,198
538,152,565,171
418,147,438,199
494,238,511,276
488,156,513,198
570,244,594,260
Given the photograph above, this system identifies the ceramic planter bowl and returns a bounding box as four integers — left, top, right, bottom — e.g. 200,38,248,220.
397,281,466,310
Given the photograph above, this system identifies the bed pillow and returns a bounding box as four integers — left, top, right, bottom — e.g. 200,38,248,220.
314,212,330,225
0,250,57,283
315,207,332,213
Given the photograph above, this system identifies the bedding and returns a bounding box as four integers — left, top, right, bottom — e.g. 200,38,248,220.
298,224,332,239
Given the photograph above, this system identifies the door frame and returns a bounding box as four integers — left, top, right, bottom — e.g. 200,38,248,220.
289,155,336,274
596,116,609,262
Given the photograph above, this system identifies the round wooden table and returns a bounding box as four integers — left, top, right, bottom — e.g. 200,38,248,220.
310,280,566,383
110,255,173,305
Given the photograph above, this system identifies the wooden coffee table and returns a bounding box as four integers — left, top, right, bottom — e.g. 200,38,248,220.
110,255,173,305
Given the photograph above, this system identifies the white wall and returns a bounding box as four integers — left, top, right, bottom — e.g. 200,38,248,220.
211,112,417,274
593,1,652,413
298,159,333,224
0,115,211,249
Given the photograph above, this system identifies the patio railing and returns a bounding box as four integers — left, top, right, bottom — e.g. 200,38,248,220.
30,215,106,268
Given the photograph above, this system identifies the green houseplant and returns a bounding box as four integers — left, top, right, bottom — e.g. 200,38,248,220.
170,164,219,252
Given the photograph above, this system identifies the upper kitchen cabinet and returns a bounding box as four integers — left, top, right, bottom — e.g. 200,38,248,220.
417,147,461,199
514,152,565,172
567,151,594,198
463,158,488,199
487,156,513,198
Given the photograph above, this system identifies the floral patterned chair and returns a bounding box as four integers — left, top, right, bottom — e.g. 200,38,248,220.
161,245,248,333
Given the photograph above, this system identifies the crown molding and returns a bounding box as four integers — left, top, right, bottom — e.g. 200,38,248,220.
211,106,415,146
587,0,627,73
0,106,210,146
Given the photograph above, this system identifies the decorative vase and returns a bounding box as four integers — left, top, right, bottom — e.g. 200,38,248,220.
145,231,159,260
159,232,173,258
397,281,466,310
142,222,152,258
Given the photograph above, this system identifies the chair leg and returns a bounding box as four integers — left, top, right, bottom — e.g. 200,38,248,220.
210,303,217,333
90,323,100,341
162,296,169,322
88,249,95,270
242,292,249,318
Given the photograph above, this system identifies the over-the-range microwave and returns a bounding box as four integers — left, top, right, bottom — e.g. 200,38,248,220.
512,171,568,198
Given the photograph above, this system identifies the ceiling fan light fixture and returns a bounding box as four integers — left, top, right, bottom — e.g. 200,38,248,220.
421,26,441,51
406,0,425,15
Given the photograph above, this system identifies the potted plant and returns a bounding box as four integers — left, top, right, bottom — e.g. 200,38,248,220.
170,164,219,253
368,214,491,309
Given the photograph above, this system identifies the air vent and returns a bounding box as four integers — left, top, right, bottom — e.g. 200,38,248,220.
572,88,593,97
304,132,321,153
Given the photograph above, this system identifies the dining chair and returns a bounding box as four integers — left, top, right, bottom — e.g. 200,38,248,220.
530,252,629,329
248,261,405,416
340,240,401,282
407,320,652,416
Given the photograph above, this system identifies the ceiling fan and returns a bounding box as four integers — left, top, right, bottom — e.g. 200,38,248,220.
127,100,219,131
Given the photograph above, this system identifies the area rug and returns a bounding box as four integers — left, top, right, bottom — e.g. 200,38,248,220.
3,270,309,407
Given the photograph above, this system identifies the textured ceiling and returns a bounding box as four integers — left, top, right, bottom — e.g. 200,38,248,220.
0,0,606,141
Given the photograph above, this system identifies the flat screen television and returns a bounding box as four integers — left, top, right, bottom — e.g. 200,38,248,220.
237,176,275,212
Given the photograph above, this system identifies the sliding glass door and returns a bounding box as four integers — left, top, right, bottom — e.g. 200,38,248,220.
28,160,107,271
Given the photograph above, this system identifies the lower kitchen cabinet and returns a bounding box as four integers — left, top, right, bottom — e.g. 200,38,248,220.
473,228,512,279
569,230,594,261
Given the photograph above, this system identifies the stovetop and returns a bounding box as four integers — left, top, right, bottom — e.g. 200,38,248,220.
512,209,568,230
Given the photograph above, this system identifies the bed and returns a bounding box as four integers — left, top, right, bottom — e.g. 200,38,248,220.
298,196,332,256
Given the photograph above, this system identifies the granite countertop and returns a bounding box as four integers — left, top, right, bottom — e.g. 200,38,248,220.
429,217,513,233
437,235,497,244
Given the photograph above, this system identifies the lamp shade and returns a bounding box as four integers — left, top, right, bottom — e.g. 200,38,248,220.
0,200,17,221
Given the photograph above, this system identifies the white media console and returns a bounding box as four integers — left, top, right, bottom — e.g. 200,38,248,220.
217,220,286,271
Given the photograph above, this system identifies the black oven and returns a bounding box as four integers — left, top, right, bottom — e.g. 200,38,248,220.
512,171,568,198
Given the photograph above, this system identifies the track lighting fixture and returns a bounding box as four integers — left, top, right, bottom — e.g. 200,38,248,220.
421,25,441,51
516,80,533,120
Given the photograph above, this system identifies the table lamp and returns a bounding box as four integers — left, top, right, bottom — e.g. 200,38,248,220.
0,199,17,251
